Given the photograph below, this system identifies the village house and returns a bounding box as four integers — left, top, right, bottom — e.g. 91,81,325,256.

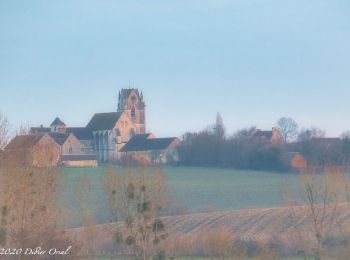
4,134,61,167
252,127,283,144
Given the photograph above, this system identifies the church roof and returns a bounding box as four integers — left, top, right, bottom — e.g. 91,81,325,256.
86,112,123,131
121,137,178,152
5,134,45,150
66,127,93,140
50,117,65,126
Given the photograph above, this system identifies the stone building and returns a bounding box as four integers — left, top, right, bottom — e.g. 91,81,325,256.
31,124,94,153
4,134,61,167
120,134,181,165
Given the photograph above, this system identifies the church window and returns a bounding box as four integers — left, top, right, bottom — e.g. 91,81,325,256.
131,107,136,118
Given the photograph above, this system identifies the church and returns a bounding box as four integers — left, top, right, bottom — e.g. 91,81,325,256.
28,88,180,166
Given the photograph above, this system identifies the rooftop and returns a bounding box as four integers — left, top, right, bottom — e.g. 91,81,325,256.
86,112,123,131
66,127,93,140
5,134,44,150
121,136,178,152
50,117,65,126
47,132,70,145
253,130,273,139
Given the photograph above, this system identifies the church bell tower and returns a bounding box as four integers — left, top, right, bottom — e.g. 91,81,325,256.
117,88,146,134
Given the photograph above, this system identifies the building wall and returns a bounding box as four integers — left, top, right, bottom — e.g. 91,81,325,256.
61,134,83,155
61,160,98,167
79,139,94,153
122,149,179,166
114,112,138,144
271,128,283,144
121,139,181,166
32,135,61,167
51,124,66,134
92,113,138,163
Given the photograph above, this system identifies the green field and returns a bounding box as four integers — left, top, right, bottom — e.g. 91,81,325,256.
59,166,298,228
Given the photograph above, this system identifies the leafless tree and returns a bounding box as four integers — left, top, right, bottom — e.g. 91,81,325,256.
201,226,236,259
16,123,30,136
75,176,97,259
286,166,350,259
340,131,350,171
213,113,225,141
0,112,10,150
105,166,168,259
276,117,298,143
297,127,325,142
0,153,77,259
233,126,257,140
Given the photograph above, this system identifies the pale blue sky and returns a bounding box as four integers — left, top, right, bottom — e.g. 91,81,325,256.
1,0,349,137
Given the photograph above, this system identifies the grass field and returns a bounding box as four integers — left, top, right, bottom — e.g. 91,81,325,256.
59,166,299,228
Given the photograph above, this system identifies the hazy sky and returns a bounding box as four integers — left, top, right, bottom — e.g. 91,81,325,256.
1,0,349,137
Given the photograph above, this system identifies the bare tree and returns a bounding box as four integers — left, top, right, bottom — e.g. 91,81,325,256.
201,226,236,259
76,176,97,259
233,126,257,140
0,112,10,150
105,166,168,259
16,123,30,136
276,117,298,143
341,131,350,171
297,127,325,142
0,153,77,259
286,166,350,259
213,113,225,141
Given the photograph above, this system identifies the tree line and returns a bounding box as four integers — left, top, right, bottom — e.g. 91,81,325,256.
177,114,350,172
